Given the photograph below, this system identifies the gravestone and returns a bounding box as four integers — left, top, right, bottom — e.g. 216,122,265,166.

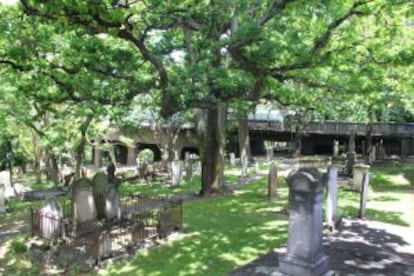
254,162,260,174
378,139,386,160
106,162,117,185
0,170,15,199
0,184,6,213
185,159,193,182
241,153,248,178
326,165,338,231
92,172,109,219
105,185,120,221
358,173,370,218
352,164,370,191
39,198,63,240
131,221,147,243
345,152,356,176
369,145,376,165
71,178,97,224
279,168,330,276
267,163,278,200
171,160,182,186
229,152,236,167
332,140,339,158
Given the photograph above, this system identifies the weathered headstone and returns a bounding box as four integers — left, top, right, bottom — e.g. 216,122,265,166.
71,178,97,224
106,162,117,185
378,139,386,160
92,172,109,219
171,160,182,186
345,152,356,176
0,184,6,213
358,172,370,219
131,221,146,243
332,140,339,158
279,167,330,276
326,165,338,231
348,130,355,153
241,152,248,178
0,170,15,199
352,164,370,191
369,145,376,165
185,159,193,182
39,198,63,240
229,152,236,167
254,162,260,174
267,163,278,200
105,185,120,221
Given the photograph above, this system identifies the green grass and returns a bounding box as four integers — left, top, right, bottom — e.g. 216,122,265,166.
1,161,414,275
103,178,289,276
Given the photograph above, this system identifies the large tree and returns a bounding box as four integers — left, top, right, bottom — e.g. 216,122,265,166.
2,0,413,195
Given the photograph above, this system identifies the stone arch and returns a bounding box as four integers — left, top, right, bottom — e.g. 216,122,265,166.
180,147,200,160
136,143,162,162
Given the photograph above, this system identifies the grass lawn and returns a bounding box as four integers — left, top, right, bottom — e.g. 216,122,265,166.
1,161,413,275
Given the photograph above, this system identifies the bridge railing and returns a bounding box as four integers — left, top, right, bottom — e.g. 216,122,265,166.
248,120,414,136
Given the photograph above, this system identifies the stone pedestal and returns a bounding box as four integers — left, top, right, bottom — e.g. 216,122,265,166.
279,167,329,276
326,165,338,231
353,164,370,191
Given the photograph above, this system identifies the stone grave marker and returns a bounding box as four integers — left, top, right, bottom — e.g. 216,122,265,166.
0,170,15,199
332,140,339,158
106,162,117,185
358,172,370,218
0,184,6,213
39,198,63,240
92,172,109,219
353,164,370,191
131,221,146,243
345,152,356,176
71,178,97,224
185,159,193,182
369,145,376,165
229,152,236,167
326,165,338,231
267,163,278,200
279,167,330,276
171,160,182,186
254,162,260,174
105,185,121,221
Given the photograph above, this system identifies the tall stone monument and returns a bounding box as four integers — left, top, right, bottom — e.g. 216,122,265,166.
325,165,338,231
0,184,6,213
279,167,330,276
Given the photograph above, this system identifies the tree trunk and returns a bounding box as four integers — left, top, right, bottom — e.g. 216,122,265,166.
75,116,93,178
293,133,302,157
238,115,251,178
48,153,60,185
201,103,225,196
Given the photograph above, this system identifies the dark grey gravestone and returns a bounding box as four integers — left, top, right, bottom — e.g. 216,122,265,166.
279,167,330,276
326,165,338,231
358,172,369,219
267,163,278,200
185,159,193,182
39,198,63,240
105,185,120,221
345,152,356,176
92,172,109,219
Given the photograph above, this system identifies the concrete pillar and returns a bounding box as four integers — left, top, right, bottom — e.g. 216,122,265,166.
279,167,330,276
94,147,102,168
127,147,137,166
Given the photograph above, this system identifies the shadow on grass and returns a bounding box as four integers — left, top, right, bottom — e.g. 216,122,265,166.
104,179,289,276
341,205,410,227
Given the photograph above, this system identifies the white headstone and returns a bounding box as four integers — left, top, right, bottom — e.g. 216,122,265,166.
0,184,6,213
353,164,370,191
0,170,15,199
326,165,338,230
229,153,236,167
39,199,63,240
171,160,182,186
105,186,120,220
